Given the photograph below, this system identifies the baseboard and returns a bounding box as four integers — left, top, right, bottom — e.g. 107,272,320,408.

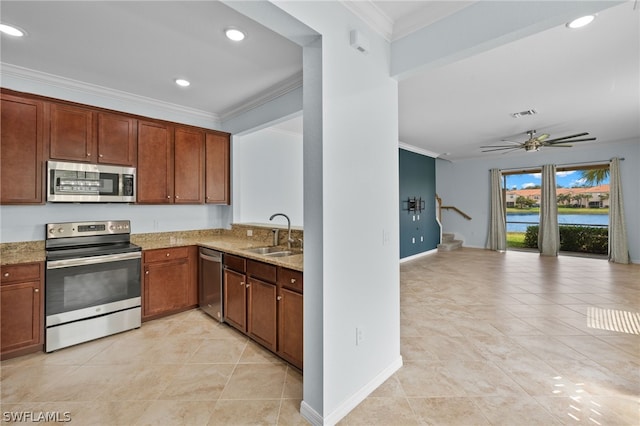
400,249,437,263
299,356,403,425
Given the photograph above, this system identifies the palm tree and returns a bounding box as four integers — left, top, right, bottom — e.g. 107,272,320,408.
580,168,609,186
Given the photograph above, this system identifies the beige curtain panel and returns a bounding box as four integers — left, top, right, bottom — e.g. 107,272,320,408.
488,168,507,251
538,164,559,256
608,157,630,264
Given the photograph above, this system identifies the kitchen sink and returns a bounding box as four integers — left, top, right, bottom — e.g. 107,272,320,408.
242,246,302,257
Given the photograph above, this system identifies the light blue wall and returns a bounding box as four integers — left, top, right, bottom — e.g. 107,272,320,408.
436,139,640,262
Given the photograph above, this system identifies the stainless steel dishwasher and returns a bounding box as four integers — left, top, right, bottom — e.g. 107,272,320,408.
198,247,223,322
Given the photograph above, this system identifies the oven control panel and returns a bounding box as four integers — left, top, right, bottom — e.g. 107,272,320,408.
46,220,131,238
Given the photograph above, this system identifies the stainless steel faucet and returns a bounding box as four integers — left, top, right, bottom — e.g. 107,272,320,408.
269,213,293,249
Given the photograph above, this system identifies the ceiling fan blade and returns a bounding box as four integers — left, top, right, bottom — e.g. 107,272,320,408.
546,137,596,144
482,146,523,152
544,132,589,143
480,145,522,148
536,133,550,141
499,139,525,145
547,144,573,147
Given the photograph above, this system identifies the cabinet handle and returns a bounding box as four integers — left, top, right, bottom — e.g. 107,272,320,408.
3,272,9,277
99,154,103,158
145,270,149,275
87,153,91,157
166,253,170,257
240,281,245,286
167,196,171,199
34,288,39,293
277,295,282,301
246,284,250,288
175,195,180,199
291,278,296,283
206,197,210,200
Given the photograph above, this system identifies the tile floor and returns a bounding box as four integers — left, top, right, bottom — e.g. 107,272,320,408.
1,248,639,425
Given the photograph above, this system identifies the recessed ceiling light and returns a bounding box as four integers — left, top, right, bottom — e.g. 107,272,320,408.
225,28,246,42
175,78,190,87
566,15,595,29
0,23,26,37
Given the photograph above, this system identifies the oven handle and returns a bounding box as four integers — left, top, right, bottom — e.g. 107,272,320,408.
47,251,141,269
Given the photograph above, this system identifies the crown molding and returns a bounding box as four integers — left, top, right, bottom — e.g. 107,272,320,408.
341,1,393,41
219,71,303,122
398,142,441,158
0,63,220,124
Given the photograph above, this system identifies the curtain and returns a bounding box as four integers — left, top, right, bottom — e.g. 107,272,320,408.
608,158,629,264
538,164,559,256
488,169,506,251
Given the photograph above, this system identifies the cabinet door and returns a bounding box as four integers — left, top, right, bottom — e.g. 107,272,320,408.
1,281,41,354
247,277,277,352
278,288,303,369
143,258,189,319
174,127,204,204
0,94,44,204
49,103,94,162
205,132,230,204
97,112,137,166
137,121,173,203
223,269,246,332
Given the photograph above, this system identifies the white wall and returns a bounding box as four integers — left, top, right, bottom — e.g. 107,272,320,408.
232,127,303,227
436,139,640,262
0,204,232,242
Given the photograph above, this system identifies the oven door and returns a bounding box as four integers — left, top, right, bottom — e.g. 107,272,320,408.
46,251,141,326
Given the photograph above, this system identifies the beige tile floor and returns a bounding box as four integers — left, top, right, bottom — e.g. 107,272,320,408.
2,248,639,425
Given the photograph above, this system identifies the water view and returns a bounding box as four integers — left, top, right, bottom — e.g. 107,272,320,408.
507,213,608,232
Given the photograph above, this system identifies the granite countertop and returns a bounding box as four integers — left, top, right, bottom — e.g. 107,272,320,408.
1,228,303,271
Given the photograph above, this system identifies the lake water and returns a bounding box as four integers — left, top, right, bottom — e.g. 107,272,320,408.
507,213,608,232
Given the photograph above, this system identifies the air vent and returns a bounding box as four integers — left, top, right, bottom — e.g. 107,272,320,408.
511,109,537,118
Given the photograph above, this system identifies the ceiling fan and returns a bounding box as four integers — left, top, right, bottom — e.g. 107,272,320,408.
481,130,596,153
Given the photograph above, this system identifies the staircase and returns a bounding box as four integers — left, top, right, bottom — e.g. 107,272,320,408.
438,233,463,252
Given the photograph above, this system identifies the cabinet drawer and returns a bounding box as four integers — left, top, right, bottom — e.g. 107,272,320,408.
224,254,246,273
247,260,277,283
278,267,303,293
144,247,189,263
1,262,42,284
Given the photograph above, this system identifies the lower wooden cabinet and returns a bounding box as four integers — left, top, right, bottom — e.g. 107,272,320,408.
222,253,303,370
142,246,197,321
0,262,44,359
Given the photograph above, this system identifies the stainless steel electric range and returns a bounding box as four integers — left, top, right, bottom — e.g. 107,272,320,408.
45,220,141,352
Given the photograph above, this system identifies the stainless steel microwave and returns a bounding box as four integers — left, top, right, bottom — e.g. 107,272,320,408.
47,161,135,203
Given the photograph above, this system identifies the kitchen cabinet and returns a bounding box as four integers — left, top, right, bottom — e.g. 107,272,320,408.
174,126,204,204
49,105,138,167
0,92,45,204
277,267,303,370
96,112,137,166
49,102,94,162
0,262,44,359
223,254,247,331
205,131,230,204
247,260,278,352
137,122,205,204
142,246,197,321
221,252,303,369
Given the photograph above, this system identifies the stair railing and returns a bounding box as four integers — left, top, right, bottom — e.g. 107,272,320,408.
435,194,472,221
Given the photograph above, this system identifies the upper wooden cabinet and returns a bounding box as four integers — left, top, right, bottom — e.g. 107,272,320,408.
97,112,137,166
49,103,94,162
0,93,45,204
174,126,204,204
137,121,173,204
49,105,138,167
205,132,230,204
137,122,205,204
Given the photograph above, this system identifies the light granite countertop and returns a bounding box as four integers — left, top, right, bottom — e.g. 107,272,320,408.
1,226,303,271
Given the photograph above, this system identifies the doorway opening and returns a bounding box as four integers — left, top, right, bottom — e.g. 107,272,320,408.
503,164,609,255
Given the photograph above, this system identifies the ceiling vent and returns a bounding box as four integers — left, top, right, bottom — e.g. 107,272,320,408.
511,109,537,118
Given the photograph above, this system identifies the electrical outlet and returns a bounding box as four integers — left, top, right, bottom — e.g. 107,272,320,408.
247,229,253,237
412,237,415,244
356,327,364,345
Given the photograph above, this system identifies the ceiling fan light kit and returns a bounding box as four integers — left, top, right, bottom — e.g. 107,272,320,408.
481,129,596,154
